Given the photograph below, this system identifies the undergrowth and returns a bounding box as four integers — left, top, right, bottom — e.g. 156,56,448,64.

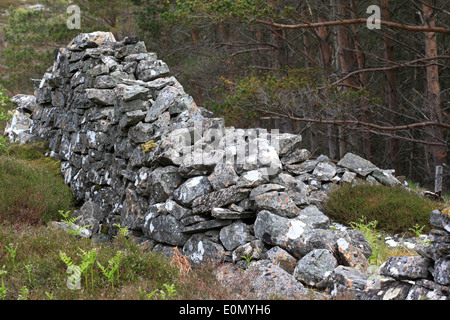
0,142,73,225
324,182,441,234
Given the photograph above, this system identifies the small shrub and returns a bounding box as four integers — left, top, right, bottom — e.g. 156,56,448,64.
324,183,439,234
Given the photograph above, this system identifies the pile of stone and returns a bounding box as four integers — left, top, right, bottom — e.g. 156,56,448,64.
362,209,450,300
5,32,446,300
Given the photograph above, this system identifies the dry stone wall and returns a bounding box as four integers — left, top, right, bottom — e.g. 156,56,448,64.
5,32,448,300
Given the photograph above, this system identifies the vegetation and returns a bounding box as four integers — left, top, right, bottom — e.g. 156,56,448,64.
324,182,442,234
0,143,74,225
0,221,248,300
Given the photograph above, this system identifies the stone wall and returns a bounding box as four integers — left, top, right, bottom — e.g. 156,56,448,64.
5,32,448,300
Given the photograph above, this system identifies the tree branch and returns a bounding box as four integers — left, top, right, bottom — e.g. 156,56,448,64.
255,18,450,35
255,108,450,131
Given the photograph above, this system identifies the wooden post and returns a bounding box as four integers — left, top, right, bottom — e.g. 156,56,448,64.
435,165,443,194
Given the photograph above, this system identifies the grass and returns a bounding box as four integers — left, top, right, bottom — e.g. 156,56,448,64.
324,182,443,235
0,222,258,300
0,142,260,300
0,142,74,225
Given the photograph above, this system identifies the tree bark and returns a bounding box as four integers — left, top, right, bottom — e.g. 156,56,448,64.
422,0,446,168
382,0,400,174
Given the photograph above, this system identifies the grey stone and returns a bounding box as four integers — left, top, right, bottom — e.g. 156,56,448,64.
67,31,116,51
430,209,450,232
294,249,338,287
380,256,432,280
247,260,309,300
325,266,369,297
433,256,450,285
145,214,190,246
182,219,232,234
208,163,239,191
219,222,255,251
192,185,251,214
128,122,154,143
337,152,378,177
271,173,309,206
136,59,170,82
296,205,330,229
312,161,337,181
165,199,192,220
114,83,149,101
236,169,270,187
85,88,116,106
232,240,265,262
120,188,148,231
281,148,311,165
371,169,401,186
265,246,297,274
173,176,213,207
183,234,225,266
253,191,301,218
211,207,254,220
148,166,183,203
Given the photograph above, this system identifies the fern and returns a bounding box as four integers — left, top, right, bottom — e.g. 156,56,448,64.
59,251,74,268
78,248,98,291
97,251,122,288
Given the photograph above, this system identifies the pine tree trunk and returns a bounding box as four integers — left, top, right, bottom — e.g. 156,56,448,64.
382,0,400,174
422,0,445,168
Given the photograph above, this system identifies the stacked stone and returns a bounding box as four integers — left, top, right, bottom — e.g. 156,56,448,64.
362,209,449,300
8,32,443,300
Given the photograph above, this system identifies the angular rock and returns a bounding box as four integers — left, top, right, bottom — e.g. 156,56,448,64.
183,234,225,266
67,31,116,51
85,89,116,106
208,163,239,191
247,260,309,300
165,198,192,220
336,237,369,272
430,209,450,232
211,207,254,220
296,205,330,229
232,240,265,262
249,183,285,200
236,169,270,187
136,59,170,82
181,219,232,234
192,185,251,214
265,246,297,274
371,169,401,186
148,166,183,203
312,161,337,181
433,256,450,285
294,249,338,287
380,256,432,280
145,214,190,246
253,191,301,218
281,148,311,165
120,188,147,230
337,152,378,177
173,176,213,207
219,222,255,251
271,173,309,206
324,266,369,297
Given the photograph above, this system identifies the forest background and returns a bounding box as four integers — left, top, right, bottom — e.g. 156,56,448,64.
0,0,448,191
